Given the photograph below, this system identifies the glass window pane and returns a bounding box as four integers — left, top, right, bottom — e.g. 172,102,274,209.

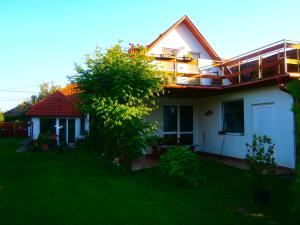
223,100,244,133
179,133,193,145
40,118,56,136
180,106,193,132
80,118,85,135
163,105,177,132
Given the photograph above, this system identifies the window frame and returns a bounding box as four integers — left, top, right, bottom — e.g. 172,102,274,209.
221,99,245,135
163,105,194,145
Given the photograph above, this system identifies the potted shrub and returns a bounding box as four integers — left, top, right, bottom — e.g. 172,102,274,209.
182,53,193,61
38,134,49,151
246,134,276,204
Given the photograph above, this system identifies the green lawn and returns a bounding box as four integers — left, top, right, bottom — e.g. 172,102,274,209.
0,138,297,225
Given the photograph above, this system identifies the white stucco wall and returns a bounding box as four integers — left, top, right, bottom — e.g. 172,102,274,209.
147,85,296,169
31,117,40,140
148,23,212,60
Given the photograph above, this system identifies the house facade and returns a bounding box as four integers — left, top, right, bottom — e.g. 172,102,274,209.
27,16,300,169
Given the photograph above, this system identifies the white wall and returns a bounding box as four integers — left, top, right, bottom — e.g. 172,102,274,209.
148,23,212,60
148,85,296,169
31,117,40,140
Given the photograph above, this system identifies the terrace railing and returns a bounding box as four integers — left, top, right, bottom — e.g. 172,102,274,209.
152,40,300,86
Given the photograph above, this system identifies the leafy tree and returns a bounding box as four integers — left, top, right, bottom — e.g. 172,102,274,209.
70,43,169,171
0,109,4,122
288,80,300,147
288,80,300,215
19,82,60,114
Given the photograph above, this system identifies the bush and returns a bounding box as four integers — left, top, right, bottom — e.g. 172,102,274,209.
291,164,300,215
246,134,276,204
159,146,202,186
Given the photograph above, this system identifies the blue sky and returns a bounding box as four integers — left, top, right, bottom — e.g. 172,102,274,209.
0,0,299,110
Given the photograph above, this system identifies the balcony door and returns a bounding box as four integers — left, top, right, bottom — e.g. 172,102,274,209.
163,105,193,145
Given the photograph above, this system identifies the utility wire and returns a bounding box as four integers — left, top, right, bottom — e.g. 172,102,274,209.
5,84,40,90
0,90,38,94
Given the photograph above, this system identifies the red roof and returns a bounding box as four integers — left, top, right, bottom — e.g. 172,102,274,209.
26,84,82,117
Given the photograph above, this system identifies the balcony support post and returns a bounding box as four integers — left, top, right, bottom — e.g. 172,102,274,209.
297,49,300,72
277,51,281,75
238,62,241,83
284,40,287,74
258,55,262,79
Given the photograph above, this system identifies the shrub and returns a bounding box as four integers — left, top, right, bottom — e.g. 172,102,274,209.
159,146,202,186
291,164,300,215
246,134,276,204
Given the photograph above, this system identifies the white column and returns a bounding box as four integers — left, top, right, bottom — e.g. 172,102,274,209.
31,117,40,140
55,118,59,145
85,114,90,134
66,118,69,144
75,118,81,139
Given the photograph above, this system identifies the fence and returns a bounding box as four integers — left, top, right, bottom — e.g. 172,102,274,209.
0,122,28,137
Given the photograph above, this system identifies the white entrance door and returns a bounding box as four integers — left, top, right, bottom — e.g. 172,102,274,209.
252,103,275,139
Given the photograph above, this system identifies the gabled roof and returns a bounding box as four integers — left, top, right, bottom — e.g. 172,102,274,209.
147,15,220,60
26,84,82,117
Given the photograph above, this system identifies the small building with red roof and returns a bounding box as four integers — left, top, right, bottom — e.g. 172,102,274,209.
26,84,88,145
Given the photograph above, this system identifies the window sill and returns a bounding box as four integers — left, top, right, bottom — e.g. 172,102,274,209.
220,132,244,136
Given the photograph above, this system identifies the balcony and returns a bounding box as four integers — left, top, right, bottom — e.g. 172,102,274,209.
159,40,300,87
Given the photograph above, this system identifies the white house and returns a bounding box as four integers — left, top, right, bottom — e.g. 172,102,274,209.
26,15,300,169
145,15,299,169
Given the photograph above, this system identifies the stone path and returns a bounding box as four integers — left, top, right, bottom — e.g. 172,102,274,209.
16,139,30,152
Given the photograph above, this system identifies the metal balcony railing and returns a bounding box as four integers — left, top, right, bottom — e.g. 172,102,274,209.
155,40,300,86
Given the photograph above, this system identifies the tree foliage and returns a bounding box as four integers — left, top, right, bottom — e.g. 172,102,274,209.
19,82,61,115
0,110,4,123
288,80,300,146
288,80,300,215
70,43,169,171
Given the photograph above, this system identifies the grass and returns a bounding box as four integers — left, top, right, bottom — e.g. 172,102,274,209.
0,137,297,225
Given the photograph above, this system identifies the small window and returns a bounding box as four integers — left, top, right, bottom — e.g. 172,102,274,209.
80,118,85,135
222,100,244,133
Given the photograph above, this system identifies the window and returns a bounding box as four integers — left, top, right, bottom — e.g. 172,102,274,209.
163,105,193,145
222,100,244,134
80,117,86,135
40,118,56,136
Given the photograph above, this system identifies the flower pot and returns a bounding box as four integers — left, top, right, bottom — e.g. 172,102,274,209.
42,144,49,151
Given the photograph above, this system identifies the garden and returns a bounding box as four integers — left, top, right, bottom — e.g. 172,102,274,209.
0,137,298,225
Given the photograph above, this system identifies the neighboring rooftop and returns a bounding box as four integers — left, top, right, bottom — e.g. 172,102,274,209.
26,84,82,117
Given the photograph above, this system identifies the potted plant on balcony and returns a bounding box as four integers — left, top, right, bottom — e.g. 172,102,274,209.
183,53,193,61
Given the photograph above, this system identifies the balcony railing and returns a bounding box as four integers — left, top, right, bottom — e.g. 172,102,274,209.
158,40,300,87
